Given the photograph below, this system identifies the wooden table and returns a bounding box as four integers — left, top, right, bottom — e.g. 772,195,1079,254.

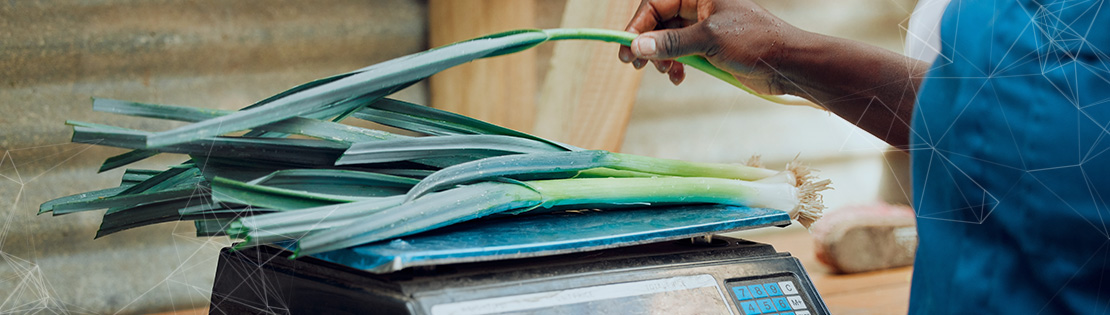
739,228,914,315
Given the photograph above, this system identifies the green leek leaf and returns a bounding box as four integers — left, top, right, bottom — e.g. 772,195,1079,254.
209,177,369,210
336,135,565,165
38,186,130,215
231,195,404,247
356,98,580,150
144,31,548,148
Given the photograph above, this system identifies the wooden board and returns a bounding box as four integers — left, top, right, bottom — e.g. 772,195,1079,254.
532,0,644,151
736,228,913,314
427,0,538,132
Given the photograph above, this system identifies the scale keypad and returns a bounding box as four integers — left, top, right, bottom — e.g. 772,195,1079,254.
727,277,812,315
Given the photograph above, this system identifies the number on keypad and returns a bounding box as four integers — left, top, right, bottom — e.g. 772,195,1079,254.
749,284,767,298
773,297,791,311
763,283,782,296
740,301,760,315
759,299,775,312
732,286,752,300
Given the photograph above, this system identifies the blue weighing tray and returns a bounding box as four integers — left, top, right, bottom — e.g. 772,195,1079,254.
311,205,791,273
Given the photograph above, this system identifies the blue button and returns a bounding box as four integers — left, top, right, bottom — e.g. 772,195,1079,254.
772,297,791,311
739,300,762,315
757,298,776,313
732,286,753,300
764,283,783,296
749,284,768,298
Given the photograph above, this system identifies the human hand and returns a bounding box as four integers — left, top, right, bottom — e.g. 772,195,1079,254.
617,0,803,94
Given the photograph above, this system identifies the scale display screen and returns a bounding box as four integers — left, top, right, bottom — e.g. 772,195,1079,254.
726,275,814,315
430,274,733,315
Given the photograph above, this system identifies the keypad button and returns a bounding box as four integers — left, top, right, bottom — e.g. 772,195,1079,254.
779,312,796,315
749,284,768,298
732,286,753,300
772,297,791,311
786,295,807,310
794,311,811,315
757,299,776,313
778,281,798,295
739,301,761,315
763,283,783,296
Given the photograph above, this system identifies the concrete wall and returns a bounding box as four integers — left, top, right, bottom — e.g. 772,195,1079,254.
0,1,426,313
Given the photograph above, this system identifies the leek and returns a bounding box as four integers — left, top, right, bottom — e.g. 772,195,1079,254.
40,27,830,260
117,28,805,150
293,176,828,257
402,150,782,201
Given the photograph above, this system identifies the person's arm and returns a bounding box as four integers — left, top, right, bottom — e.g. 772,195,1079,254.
618,0,930,149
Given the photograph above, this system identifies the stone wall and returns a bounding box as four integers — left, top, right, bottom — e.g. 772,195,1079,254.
0,1,426,313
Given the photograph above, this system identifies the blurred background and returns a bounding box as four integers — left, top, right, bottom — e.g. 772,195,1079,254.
0,0,915,313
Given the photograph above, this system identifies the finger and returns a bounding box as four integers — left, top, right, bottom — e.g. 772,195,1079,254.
619,45,635,63
632,58,647,70
672,0,704,21
662,16,686,30
625,0,678,34
668,63,686,85
652,60,672,73
631,22,714,60
622,0,665,63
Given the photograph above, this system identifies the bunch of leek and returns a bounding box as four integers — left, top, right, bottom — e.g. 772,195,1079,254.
40,28,829,257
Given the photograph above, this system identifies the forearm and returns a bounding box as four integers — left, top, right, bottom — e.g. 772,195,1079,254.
620,0,928,148
776,32,929,149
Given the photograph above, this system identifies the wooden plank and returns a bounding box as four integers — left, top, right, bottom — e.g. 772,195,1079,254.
427,0,538,132
822,283,911,314
150,308,208,315
734,228,914,313
532,0,643,151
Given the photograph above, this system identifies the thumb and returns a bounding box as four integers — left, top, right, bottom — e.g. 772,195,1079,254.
631,24,713,60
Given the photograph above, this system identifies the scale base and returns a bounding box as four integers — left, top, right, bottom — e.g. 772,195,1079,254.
208,236,829,315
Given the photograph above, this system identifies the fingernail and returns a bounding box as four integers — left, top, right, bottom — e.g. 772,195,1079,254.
619,51,632,63
670,74,682,85
633,59,645,69
634,37,657,58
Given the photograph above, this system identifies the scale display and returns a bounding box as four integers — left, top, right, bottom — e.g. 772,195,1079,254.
430,274,731,315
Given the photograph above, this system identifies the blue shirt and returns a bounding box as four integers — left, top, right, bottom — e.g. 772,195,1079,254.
911,0,1110,313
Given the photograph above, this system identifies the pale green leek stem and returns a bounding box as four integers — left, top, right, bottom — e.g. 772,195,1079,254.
576,167,661,178
530,177,799,214
607,152,779,180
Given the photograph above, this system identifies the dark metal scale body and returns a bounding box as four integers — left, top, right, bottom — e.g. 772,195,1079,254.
208,205,830,314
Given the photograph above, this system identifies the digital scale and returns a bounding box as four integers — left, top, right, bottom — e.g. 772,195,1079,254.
208,205,829,314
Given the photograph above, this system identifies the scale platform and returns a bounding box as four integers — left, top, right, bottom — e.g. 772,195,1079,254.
208,205,830,314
